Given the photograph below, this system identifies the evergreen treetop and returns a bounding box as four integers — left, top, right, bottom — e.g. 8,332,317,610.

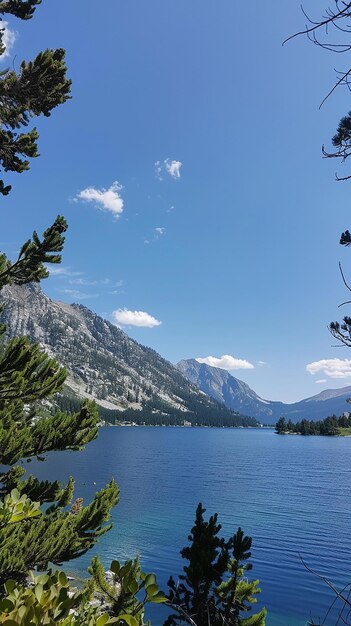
165,503,266,626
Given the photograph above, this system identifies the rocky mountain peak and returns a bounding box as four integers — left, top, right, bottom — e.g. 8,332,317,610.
177,359,351,424
0,284,257,427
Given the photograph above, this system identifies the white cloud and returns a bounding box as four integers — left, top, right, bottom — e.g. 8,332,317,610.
196,354,255,371
76,181,124,219
155,227,166,236
155,159,182,180
112,308,162,328
58,289,99,300
0,21,17,59
48,266,83,278
257,360,268,367
315,379,327,384
164,158,182,179
306,358,351,379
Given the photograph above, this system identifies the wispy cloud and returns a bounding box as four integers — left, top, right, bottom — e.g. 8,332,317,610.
144,227,166,244
76,181,124,219
68,277,110,286
155,159,182,180
58,289,99,300
196,355,255,371
112,308,162,328
154,161,163,180
48,266,83,278
257,360,268,367
108,281,124,295
315,379,327,384
155,227,166,236
0,21,17,59
306,358,351,379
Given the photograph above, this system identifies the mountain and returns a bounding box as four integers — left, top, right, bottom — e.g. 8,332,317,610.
177,359,351,424
0,284,258,427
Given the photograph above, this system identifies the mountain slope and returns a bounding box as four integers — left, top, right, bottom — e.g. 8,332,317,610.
0,284,257,427
177,359,351,424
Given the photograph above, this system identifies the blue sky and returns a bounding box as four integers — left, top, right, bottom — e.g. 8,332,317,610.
2,0,351,402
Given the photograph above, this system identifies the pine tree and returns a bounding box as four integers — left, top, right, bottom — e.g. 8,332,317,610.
275,417,287,434
165,504,266,626
0,1,71,195
0,3,118,586
0,218,119,584
217,528,266,626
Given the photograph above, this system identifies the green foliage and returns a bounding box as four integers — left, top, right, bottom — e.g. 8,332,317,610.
275,414,350,436
331,112,351,158
0,335,67,406
274,417,287,434
0,479,119,584
0,570,83,625
89,556,167,625
0,466,70,505
165,504,266,626
0,399,101,465
0,488,40,526
0,216,68,288
0,1,41,21
216,528,266,626
0,568,115,625
0,559,166,626
318,109,351,179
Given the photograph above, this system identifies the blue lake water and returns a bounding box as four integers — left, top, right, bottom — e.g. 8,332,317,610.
28,427,351,626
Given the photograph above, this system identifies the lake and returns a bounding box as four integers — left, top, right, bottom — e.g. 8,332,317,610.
28,427,351,626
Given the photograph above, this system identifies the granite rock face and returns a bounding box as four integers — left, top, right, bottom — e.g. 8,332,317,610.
0,284,245,420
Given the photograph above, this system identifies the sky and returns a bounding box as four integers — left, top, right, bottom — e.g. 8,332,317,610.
2,0,351,402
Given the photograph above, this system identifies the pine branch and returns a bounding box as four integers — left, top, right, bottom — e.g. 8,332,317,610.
0,480,119,583
0,215,68,288
0,1,41,20
0,401,100,465
0,48,71,193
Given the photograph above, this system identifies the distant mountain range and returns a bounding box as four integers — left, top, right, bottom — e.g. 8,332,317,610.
0,284,257,427
177,359,351,424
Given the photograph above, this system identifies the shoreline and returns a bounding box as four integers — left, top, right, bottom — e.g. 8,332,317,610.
102,423,274,429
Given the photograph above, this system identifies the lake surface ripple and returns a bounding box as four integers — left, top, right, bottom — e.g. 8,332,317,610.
29,427,351,626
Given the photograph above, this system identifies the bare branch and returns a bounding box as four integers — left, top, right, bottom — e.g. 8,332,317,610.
320,69,351,108
299,554,351,610
283,3,351,46
339,261,351,292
